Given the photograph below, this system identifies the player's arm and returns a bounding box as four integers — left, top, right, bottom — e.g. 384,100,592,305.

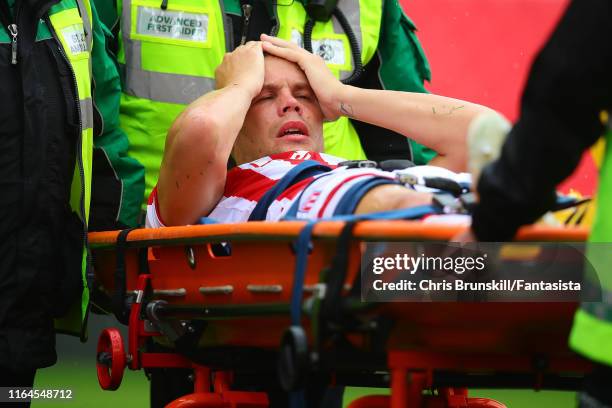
157,42,265,225
331,88,495,172
261,34,496,172
336,86,489,172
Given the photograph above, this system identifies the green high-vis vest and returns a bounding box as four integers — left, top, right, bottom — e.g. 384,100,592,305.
118,0,226,206
48,0,94,337
570,127,612,366
2,0,134,340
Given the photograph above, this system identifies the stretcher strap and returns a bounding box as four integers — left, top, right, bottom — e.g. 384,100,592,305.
320,221,357,324
332,177,399,215
291,220,317,326
248,160,332,221
287,205,439,408
289,204,439,326
113,227,137,325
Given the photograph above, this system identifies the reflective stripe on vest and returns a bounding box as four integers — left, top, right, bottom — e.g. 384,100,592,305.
276,0,381,81
49,0,94,222
118,0,226,104
48,0,94,332
118,0,229,205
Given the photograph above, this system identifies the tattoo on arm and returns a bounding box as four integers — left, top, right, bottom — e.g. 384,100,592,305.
432,105,465,116
340,102,354,117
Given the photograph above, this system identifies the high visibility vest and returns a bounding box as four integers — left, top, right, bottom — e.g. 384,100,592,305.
24,0,94,337
118,0,229,207
117,0,384,205
569,119,612,365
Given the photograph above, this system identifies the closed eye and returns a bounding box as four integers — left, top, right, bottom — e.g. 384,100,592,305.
254,94,274,103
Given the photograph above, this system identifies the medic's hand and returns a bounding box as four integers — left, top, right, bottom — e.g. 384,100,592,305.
215,41,265,100
260,34,345,121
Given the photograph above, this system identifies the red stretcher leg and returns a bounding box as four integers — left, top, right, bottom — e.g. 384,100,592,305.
165,365,223,408
442,388,469,407
194,365,211,394
166,368,269,408
391,367,407,408
165,393,227,408
391,369,428,408
347,395,390,408
439,388,506,408
407,373,427,408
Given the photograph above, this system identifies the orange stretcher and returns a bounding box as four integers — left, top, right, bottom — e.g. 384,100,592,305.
90,221,592,408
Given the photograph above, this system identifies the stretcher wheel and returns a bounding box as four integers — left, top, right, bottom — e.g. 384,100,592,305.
278,326,309,392
97,327,127,390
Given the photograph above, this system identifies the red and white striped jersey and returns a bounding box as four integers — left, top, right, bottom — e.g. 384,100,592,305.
208,151,346,223
146,150,397,226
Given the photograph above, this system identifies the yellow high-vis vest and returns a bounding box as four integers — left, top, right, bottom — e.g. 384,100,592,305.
570,124,612,366
47,0,95,337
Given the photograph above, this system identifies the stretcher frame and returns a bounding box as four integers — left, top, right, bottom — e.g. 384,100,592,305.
90,221,592,408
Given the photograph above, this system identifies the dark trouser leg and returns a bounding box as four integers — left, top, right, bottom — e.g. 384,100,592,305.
579,363,612,408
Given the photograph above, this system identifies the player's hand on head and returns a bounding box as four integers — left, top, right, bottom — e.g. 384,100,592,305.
260,34,344,121
215,41,265,99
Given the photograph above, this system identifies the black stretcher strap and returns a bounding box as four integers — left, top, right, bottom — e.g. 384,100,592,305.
320,221,357,324
113,227,137,324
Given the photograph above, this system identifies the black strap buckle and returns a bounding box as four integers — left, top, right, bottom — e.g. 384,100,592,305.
337,160,378,169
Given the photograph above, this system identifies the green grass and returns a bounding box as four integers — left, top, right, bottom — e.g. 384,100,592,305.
32,358,149,408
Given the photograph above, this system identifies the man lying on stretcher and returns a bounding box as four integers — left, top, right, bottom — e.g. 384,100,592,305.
147,35,496,227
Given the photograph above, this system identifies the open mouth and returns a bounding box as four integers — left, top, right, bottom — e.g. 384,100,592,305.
277,121,309,138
